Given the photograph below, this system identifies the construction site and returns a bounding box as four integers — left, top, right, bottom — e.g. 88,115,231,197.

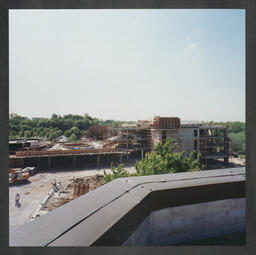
9,116,246,233
9,116,232,171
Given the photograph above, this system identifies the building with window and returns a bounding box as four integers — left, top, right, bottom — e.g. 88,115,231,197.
107,116,229,166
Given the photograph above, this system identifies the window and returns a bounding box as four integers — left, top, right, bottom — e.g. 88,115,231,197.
194,140,198,150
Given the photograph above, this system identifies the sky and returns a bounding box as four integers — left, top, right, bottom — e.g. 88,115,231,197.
9,9,245,122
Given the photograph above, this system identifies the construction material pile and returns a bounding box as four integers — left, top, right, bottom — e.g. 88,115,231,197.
41,175,106,212
48,143,69,151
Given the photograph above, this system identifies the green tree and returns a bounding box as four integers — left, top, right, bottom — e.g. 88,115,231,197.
9,130,19,139
229,132,245,155
104,138,205,183
71,115,83,121
48,128,63,141
41,128,51,138
19,124,32,133
24,130,32,138
32,128,40,137
9,114,26,126
38,119,49,129
18,130,24,137
63,114,73,119
65,127,81,139
20,119,37,128
69,133,78,142
74,120,85,130
84,113,93,120
135,138,205,175
104,163,134,183
63,119,73,131
229,122,245,133
51,113,58,119
10,130,17,137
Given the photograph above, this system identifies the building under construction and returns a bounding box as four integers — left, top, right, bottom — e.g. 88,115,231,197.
9,116,229,171
107,116,229,166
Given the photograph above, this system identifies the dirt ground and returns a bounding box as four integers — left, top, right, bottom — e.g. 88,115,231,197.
206,157,245,170
41,175,107,212
228,156,246,166
9,166,136,233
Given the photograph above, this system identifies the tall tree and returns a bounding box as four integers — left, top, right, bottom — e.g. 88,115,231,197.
135,138,205,175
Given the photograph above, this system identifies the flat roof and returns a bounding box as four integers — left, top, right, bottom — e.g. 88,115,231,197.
10,167,245,246
9,139,39,144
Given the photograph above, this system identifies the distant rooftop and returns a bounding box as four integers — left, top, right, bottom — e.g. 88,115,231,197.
9,138,40,143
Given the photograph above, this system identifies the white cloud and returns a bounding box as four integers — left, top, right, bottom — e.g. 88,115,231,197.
183,42,205,56
184,43,197,54
187,43,197,50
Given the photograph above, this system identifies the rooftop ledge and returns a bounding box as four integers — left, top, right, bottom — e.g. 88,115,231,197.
10,167,245,246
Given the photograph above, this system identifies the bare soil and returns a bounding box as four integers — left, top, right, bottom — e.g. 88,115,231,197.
42,175,106,212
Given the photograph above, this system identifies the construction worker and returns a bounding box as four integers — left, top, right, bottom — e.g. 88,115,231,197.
15,193,20,207
52,179,58,192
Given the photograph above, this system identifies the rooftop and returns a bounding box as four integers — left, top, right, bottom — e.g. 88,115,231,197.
10,167,245,246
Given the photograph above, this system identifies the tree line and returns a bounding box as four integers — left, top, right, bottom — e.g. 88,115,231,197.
9,114,245,156
9,113,135,142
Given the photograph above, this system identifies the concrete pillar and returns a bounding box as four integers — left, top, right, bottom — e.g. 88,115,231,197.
48,157,51,170
21,158,24,169
21,158,24,168
224,128,229,166
126,133,129,162
141,149,144,159
37,158,40,171
74,155,76,169
224,143,229,166
97,154,100,169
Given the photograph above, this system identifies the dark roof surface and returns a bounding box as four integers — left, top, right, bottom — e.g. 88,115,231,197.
10,167,245,246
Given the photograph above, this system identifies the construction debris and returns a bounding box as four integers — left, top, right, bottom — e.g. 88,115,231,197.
40,175,106,213
57,135,68,143
49,143,69,151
